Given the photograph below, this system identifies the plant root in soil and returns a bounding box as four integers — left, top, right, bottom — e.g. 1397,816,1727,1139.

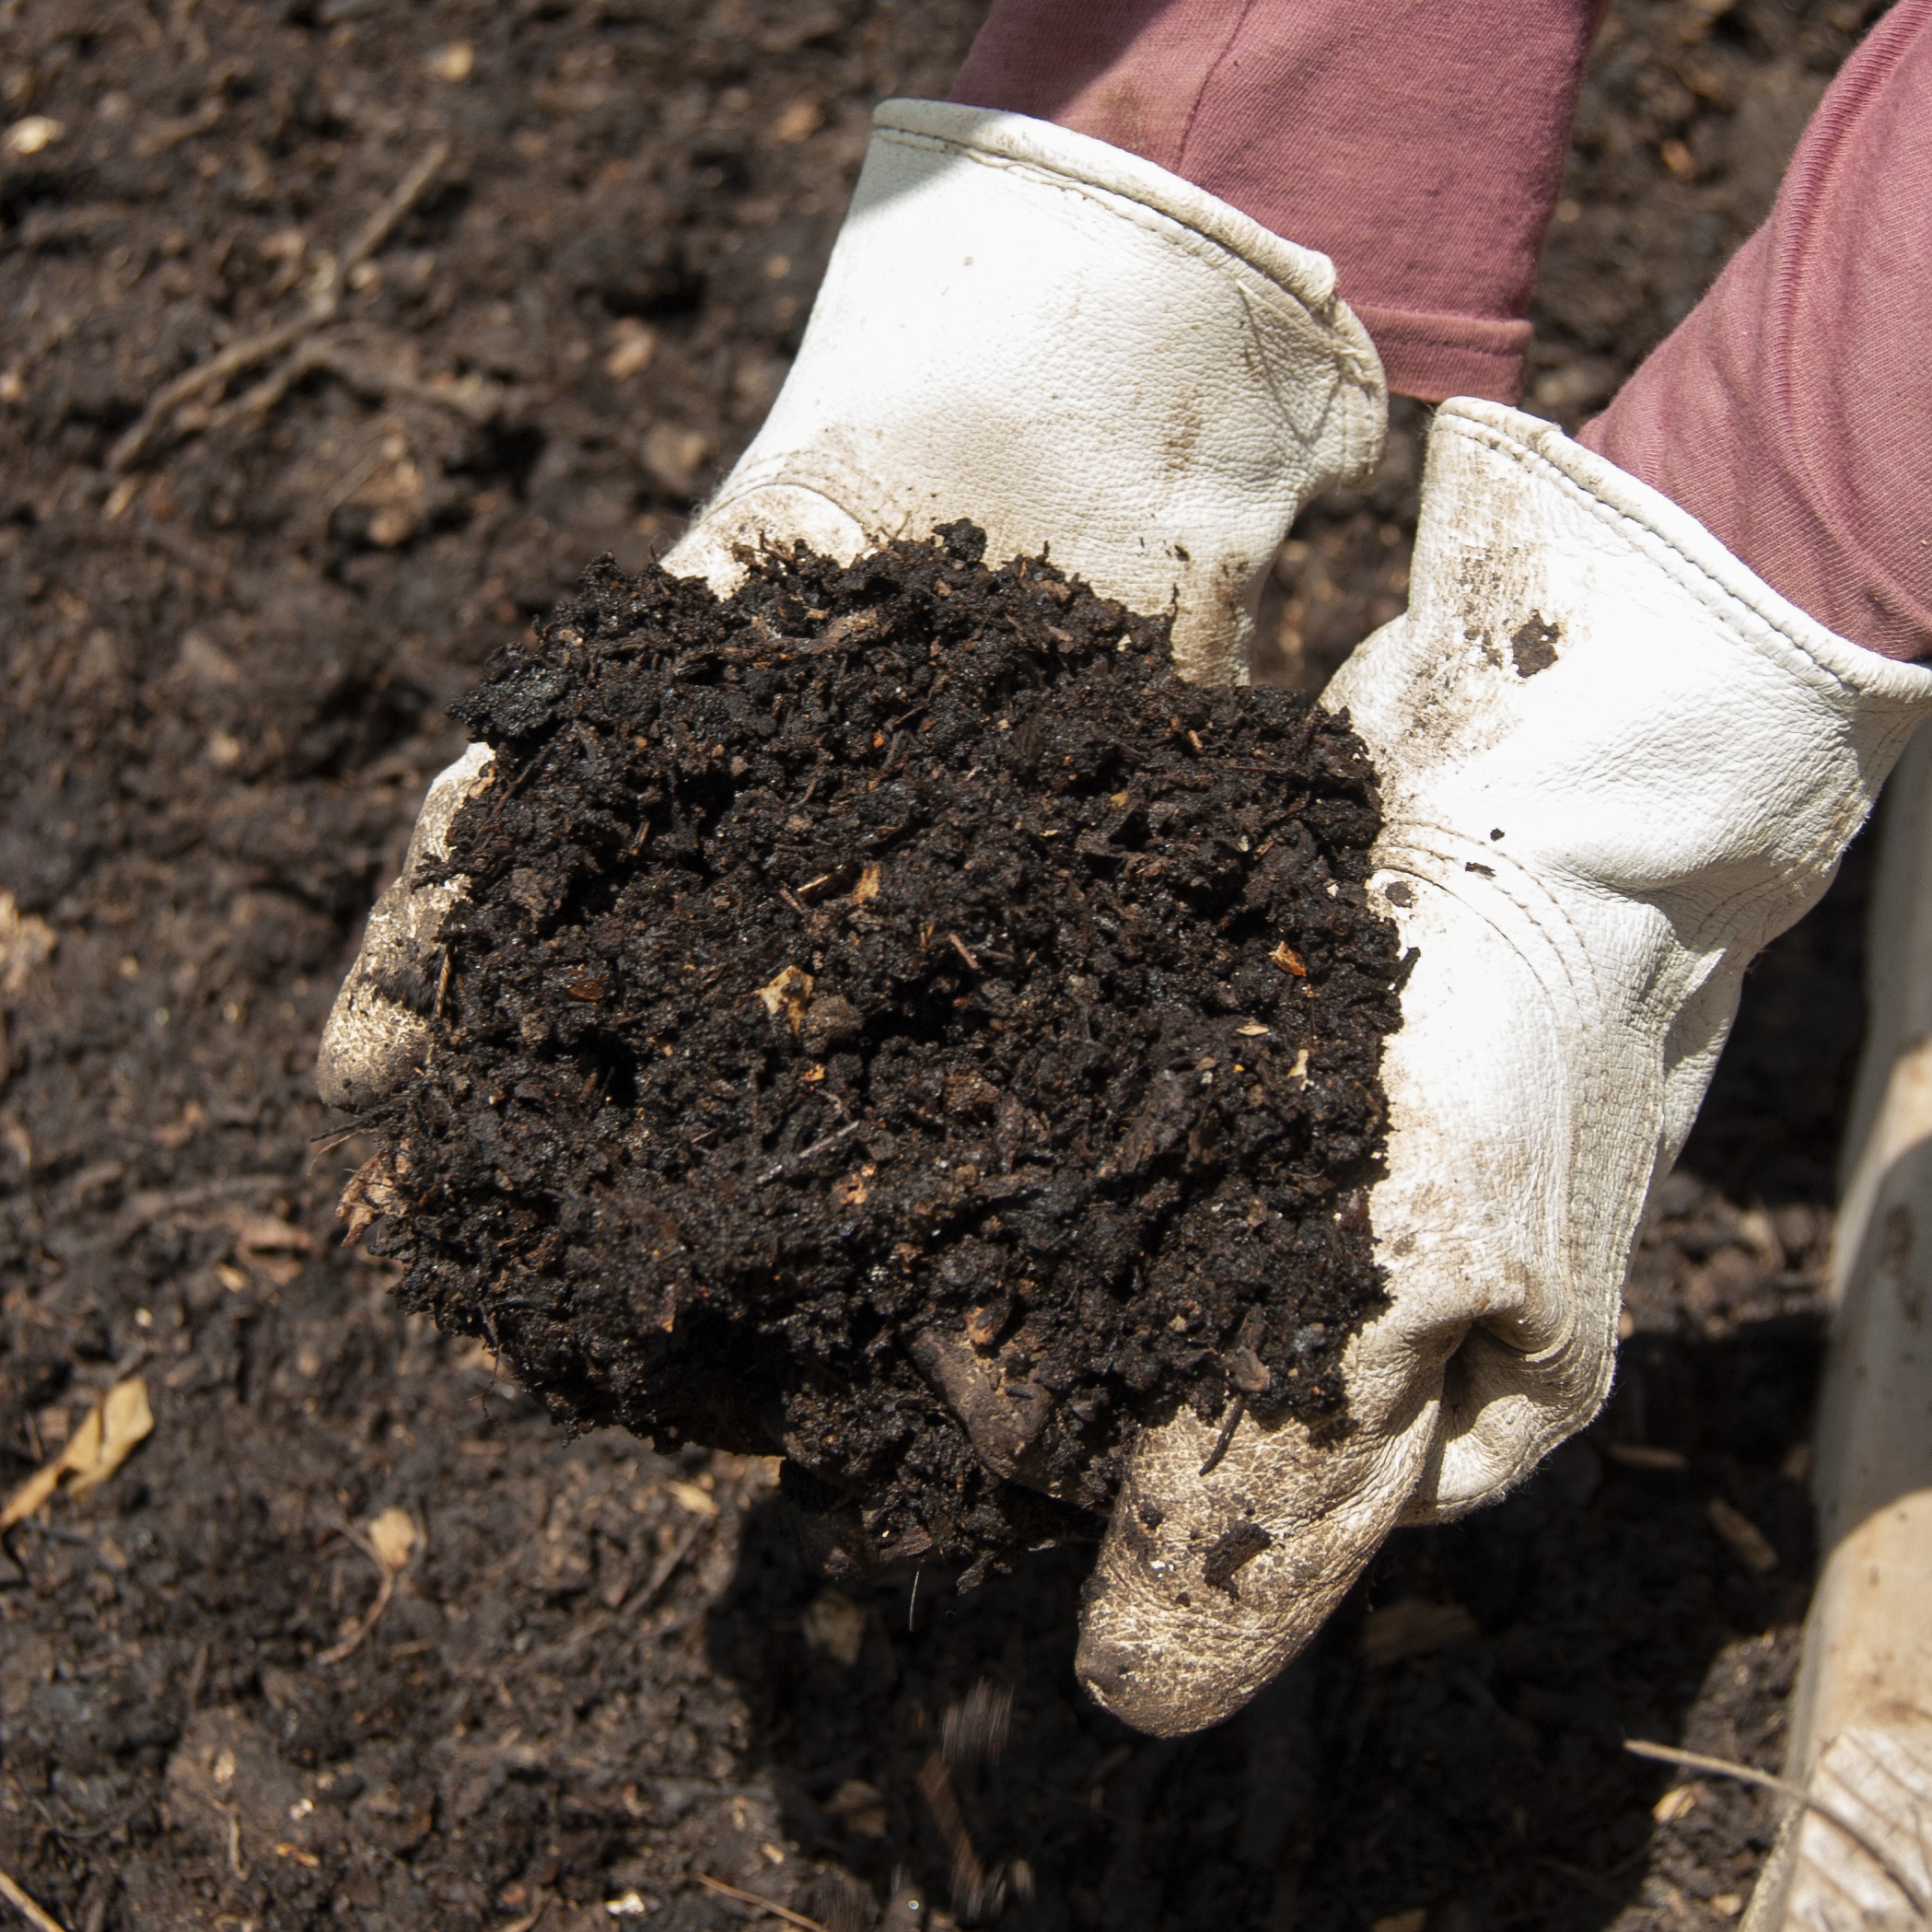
353,525,1402,1582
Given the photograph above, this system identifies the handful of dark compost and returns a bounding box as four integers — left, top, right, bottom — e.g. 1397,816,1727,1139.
349,523,1403,1584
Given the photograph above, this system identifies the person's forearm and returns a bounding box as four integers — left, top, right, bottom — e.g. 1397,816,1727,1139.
949,0,1609,403
1580,0,1932,664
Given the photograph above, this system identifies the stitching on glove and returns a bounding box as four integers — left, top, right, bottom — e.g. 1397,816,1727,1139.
1376,838,1592,1022
874,99,1343,308
1230,283,1378,476
698,463,895,545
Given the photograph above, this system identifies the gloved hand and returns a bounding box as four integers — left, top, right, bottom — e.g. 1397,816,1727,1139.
1073,398,1932,1736
317,99,1384,1108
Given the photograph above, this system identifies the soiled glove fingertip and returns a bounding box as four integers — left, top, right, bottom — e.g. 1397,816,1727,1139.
317,741,498,1112
315,972,430,1109
1074,1484,1297,1737
1074,1585,1277,1738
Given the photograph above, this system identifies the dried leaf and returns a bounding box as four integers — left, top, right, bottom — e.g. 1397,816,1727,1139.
68,1379,155,1498
1,1377,153,1524
755,965,814,1033
1269,942,1308,977
853,864,881,904
0,1461,66,1533
367,1507,418,1572
338,1153,408,1244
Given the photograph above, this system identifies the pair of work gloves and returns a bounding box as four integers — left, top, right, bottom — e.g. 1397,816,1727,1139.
320,104,1932,1736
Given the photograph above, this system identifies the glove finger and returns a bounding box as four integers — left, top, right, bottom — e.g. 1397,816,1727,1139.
1073,1356,1441,1737
317,741,495,1109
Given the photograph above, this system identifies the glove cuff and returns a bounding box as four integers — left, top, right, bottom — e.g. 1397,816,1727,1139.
1434,399,1932,708
872,99,1353,327
669,101,1387,685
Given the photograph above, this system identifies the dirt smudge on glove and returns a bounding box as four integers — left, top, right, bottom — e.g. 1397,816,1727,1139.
1203,1520,1274,1596
354,522,1402,1582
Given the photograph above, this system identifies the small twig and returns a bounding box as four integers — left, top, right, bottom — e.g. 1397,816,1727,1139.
205,333,333,434
109,315,317,471
308,1107,396,1152
1198,1394,1245,1476
343,139,451,277
27,1797,140,1846
133,99,223,158
918,1751,999,1917
212,335,503,438
755,1117,865,1186
1624,1740,1931,1918
0,1864,70,1932
948,932,980,972
183,1641,208,1716
626,1519,704,1614
314,1523,400,1667
221,1805,248,1881
692,1874,829,1932
309,342,504,422
1200,1310,1267,1475
108,139,450,471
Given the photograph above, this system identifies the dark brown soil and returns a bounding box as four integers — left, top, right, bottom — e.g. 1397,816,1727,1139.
364,529,1398,1583
0,0,1892,1926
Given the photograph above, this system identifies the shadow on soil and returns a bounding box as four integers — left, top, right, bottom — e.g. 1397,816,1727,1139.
704,1309,1818,1932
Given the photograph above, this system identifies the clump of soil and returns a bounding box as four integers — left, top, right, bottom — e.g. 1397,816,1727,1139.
358,524,1402,1578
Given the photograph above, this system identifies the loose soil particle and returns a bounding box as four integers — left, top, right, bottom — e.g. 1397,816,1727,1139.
363,527,1402,1580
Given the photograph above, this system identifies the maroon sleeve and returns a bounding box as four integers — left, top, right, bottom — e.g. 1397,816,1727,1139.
949,0,1609,404
1581,0,1932,663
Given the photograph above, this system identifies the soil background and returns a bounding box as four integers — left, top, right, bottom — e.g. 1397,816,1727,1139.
0,2,1896,1928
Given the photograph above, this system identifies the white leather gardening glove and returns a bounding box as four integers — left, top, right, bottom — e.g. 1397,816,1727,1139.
319,98,1385,1106
1075,398,1932,1738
